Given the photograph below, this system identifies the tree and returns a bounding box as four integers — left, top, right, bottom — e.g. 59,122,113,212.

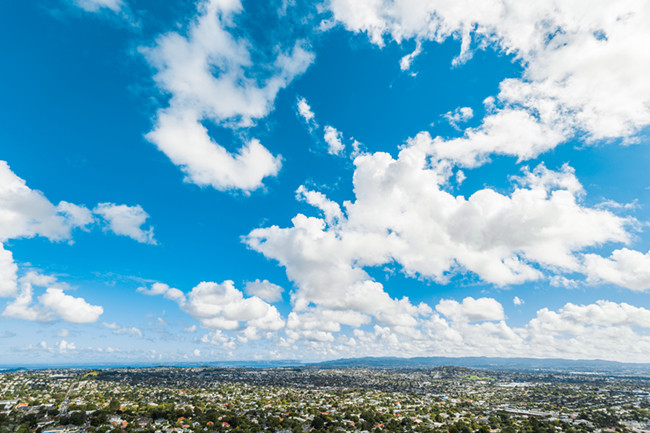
311,415,326,430
91,411,109,426
69,411,87,426
109,399,121,413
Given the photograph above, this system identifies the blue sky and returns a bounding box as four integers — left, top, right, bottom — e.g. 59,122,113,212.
1,0,650,365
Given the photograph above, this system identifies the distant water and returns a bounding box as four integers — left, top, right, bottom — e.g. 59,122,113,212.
4,356,650,375
0,360,304,371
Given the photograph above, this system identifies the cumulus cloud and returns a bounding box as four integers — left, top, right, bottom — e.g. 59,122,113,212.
297,97,316,124
0,244,18,297
0,161,155,245
201,329,236,350
284,307,374,344
94,203,156,244
241,121,645,345
3,272,103,323
185,281,284,331
246,208,434,326
57,340,76,353
247,147,630,317
2,273,45,322
513,296,523,306
416,112,569,168
583,248,650,291
244,279,284,303
323,125,345,155
521,300,650,360
436,297,505,322
137,282,185,302
34,340,78,354
296,185,342,225
143,0,313,191
0,161,93,242
39,288,104,323
0,161,166,328
530,300,650,331
286,298,650,363
138,280,285,336
550,276,579,289
327,0,650,166
146,114,282,192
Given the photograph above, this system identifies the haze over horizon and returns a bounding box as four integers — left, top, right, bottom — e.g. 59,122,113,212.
1,0,650,365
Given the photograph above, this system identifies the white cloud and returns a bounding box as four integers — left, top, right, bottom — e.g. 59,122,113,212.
297,97,316,124
3,273,44,322
0,161,93,242
0,161,154,246
246,209,433,329
201,329,236,350
39,288,104,323
102,322,143,337
513,296,523,306
142,0,313,191
94,203,156,244
296,185,342,225
72,0,124,13
418,111,568,168
444,106,474,129
521,300,650,361
244,279,284,303
530,300,650,330
283,307,373,344
285,298,650,363
323,125,345,155
328,0,650,163
3,272,103,323
455,169,465,185
57,340,76,353
0,244,18,297
399,40,422,71
549,275,579,289
0,161,163,328
57,201,95,229
247,150,630,319
584,248,650,292
436,297,505,322
137,282,185,302
242,125,645,345
139,280,285,334
185,281,284,330
146,114,283,192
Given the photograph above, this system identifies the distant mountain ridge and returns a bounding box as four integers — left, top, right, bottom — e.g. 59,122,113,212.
309,356,650,375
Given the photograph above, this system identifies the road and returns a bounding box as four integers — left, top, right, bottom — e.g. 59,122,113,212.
59,378,78,416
